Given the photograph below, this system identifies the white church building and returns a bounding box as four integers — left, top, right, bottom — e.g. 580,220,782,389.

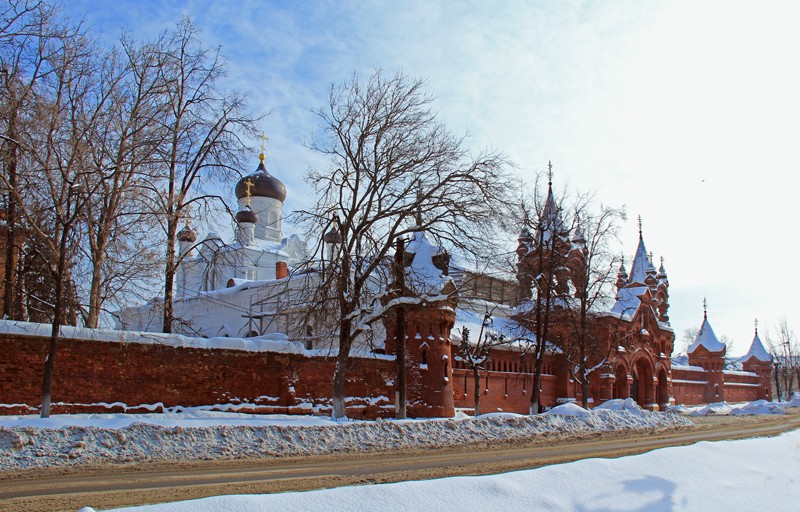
117,153,310,340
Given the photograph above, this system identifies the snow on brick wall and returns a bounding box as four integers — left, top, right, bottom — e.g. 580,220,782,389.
0,333,400,419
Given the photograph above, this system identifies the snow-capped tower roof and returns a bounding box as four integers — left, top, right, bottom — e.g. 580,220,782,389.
743,321,771,362
540,163,568,243
628,220,650,285
687,302,726,354
404,231,452,296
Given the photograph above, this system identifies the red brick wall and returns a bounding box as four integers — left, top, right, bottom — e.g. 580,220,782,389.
670,367,766,405
0,333,397,419
452,368,560,414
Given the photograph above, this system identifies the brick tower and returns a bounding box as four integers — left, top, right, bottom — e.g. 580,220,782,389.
741,320,773,400
383,230,456,418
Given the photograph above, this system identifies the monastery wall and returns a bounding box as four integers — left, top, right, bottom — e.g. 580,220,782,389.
0,329,771,418
0,332,397,419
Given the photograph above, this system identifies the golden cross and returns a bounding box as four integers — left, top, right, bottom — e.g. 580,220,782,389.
244,178,254,207
259,132,268,154
182,204,192,227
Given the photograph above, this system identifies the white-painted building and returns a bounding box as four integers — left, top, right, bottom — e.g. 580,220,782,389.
117,154,311,341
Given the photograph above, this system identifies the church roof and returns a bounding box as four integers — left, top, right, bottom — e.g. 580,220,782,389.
687,316,726,354
743,330,771,362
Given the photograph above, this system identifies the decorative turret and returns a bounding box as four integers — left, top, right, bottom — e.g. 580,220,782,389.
383,229,456,418
687,300,726,401
645,251,658,289
611,218,670,325
516,164,581,303
741,319,773,400
616,256,628,290
657,256,668,282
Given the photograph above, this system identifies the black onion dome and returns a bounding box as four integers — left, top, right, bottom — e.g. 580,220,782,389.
177,225,197,243
323,226,343,245
235,158,287,203
235,206,258,224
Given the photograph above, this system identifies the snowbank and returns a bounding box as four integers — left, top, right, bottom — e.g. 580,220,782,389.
0,408,690,471
87,426,800,512
675,399,794,416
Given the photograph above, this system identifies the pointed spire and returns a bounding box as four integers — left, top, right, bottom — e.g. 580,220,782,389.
618,255,627,276
628,227,650,284
638,215,643,239
688,301,726,354
744,318,771,362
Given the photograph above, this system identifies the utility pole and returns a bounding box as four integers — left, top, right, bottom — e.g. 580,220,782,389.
394,236,406,419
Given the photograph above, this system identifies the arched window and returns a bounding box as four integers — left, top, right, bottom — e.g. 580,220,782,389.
714,384,720,397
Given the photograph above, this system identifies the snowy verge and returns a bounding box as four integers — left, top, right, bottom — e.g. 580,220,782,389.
90,429,800,512
0,407,690,471
670,397,799,416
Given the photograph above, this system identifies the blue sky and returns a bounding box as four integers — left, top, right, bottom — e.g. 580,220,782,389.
69,0,800,354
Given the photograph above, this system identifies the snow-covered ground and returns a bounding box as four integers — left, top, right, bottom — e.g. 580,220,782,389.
0,400,691,471
78,424,800,512
3,398,797,473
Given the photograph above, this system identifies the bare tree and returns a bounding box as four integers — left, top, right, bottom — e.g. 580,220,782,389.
767,317,798,401
559,200,625,408
142,18,260,333
0,0,62,320
77,35,169,327
514,168,573,414
295,70,511,420
454,312,513,416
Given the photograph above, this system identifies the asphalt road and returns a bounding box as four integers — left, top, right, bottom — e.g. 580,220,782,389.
2,412,798,512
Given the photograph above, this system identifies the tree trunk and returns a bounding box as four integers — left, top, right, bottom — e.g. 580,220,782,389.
394,238,406,419
581,378,590,409
530,355,544,415
331,318,353,421
85,244,106,328
473,367,481,416
41,220,70,418
162,217,178,333
3,112,18,319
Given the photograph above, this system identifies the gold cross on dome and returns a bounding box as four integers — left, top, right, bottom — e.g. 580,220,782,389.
182,204,192,228
243,178,254,207
259,132,268,153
